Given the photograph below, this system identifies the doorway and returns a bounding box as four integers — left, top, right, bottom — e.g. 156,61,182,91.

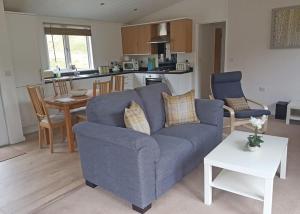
198,22,226,98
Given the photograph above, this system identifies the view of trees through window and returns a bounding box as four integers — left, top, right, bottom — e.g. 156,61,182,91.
46,35,66,69
69,36,90,69
46,34,93,71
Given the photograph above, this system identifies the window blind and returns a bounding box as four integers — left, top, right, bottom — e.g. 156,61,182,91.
44,23,92,36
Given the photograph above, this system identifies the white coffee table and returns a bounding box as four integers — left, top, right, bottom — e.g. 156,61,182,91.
204,131,288,214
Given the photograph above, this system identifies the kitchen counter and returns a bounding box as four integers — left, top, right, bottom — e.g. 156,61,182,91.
43,68,193,84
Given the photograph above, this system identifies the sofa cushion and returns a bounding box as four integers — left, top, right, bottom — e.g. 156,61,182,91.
86,90,145,127
124,101,150,135
156,123,219,158
162,90,200,127
135,83,171,133
152,134,193,182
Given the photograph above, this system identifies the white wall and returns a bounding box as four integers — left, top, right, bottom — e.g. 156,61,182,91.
131,0,228,98
0,1,25,145
5,12,123,134
226,0,300,113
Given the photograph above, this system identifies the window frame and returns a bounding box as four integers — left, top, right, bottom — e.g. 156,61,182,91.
45,34,94,71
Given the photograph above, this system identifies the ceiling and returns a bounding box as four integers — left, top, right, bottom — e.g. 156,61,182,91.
3,0,183,23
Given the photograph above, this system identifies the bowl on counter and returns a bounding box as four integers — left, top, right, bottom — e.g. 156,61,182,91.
70,89,88,97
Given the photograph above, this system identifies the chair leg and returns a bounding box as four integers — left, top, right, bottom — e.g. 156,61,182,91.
49,128,54,153
60,125,65,142
43,128,47,145
38,126,42,149
230,116,235,134
263,116,268,133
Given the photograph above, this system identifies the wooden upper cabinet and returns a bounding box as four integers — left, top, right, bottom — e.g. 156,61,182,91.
121,24,154,55
121,26,138,55
170,19,192,53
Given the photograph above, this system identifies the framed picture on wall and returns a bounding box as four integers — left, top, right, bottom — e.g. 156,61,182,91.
271,5,300,49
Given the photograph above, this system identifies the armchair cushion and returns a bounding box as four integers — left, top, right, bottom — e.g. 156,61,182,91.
211,71,245,100
224,109,271,118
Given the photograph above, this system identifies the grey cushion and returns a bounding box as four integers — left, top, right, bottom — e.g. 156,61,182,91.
224,109,271,118
135,83,171,133
156,123,219,158
86,90,144,127
211,71,245,101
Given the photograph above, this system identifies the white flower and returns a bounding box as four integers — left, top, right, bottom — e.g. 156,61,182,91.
250,116,266,130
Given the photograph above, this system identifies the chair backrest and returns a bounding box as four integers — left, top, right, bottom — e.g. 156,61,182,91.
113,75,125,92
210,71,245,101
93,80,112,97
52,79,73,96
26,85,49,122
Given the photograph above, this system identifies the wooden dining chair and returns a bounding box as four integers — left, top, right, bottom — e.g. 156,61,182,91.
52,78,73,96
113,75,125,92
93,80,112,97
27,85,65,153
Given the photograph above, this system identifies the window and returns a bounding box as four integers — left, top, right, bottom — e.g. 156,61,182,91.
45,24,94,71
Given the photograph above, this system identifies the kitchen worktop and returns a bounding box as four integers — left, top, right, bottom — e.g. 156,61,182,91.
43,68,193,84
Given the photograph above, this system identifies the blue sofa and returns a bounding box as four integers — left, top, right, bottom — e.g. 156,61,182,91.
74,83,224,213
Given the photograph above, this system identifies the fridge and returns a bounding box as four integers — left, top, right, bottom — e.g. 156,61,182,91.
0,92,9,146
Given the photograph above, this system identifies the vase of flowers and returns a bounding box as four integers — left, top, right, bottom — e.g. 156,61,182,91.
247,116,267,152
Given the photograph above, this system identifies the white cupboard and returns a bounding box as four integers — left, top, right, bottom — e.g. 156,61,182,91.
164,73,193,95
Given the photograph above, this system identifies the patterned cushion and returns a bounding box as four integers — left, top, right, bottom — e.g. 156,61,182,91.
225,97,250,111
162,90,200,127
124,101,150,135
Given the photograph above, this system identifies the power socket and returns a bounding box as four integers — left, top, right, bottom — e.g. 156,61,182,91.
259,87,265,92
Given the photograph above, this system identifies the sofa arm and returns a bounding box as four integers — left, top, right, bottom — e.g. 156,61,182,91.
73,122,160,208
195,99,224,143
195,99,224,126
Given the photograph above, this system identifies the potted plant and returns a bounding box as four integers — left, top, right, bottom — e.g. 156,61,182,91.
247,116,267,152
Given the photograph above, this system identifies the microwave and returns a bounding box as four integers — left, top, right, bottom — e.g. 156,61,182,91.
123,60,139,71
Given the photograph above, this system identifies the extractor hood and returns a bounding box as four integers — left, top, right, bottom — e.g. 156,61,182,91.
149,22,170,44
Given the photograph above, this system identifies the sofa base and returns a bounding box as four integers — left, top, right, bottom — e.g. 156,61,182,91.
132,204,152,214
85,180,97,188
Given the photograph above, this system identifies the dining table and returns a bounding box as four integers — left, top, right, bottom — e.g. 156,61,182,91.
44,94,92,152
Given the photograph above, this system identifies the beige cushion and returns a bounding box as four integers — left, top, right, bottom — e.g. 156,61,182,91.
124,101,150,135
41,114,65,124
162,90,200,127
225,97,250,111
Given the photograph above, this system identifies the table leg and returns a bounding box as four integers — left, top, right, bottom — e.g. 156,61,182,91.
263,179,273,214
64,106,75,152
286,107,290,125
204,163,212,205
280,145,287,179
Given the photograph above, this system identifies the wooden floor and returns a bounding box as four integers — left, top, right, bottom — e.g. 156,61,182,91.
0,133,84,214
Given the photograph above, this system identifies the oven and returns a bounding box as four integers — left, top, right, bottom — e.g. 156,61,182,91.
145,74,165,86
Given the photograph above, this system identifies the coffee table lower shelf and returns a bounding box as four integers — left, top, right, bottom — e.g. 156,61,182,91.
212,169,265,201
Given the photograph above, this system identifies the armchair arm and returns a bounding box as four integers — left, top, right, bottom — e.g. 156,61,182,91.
73,122,159,208
223,104,235,117
246,98,268,110
195,99,224,126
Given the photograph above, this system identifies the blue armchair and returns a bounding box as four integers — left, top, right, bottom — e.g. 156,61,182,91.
210,71,271,133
